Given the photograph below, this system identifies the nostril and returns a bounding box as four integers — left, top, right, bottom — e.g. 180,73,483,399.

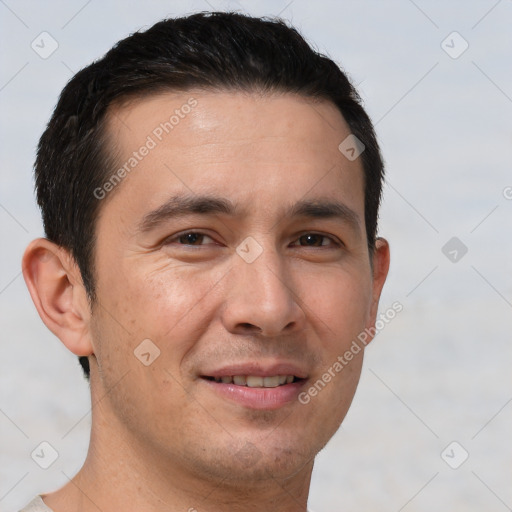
238,323,261,332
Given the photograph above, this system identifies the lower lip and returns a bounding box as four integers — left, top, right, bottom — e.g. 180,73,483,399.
201,379,305,410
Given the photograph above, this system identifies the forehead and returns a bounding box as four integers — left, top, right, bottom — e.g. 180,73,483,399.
101,90,365,228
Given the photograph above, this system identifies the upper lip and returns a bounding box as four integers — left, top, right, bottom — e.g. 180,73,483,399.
201,362,308,379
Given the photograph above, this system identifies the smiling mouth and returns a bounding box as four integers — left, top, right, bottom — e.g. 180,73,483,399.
202,375,301,388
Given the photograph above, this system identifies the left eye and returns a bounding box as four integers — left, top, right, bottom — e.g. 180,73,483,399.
291,233,338,247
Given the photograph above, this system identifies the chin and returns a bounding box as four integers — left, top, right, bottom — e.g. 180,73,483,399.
181,428,323,485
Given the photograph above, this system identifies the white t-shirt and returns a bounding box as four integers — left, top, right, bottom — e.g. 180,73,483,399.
20,496,315,511
19,496,52,512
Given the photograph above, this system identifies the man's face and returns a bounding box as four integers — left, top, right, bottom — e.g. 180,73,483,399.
89,91,385,483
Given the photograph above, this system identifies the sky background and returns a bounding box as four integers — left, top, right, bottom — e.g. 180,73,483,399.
1,1,511,511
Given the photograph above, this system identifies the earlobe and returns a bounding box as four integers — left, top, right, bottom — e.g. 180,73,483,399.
22,238,94,357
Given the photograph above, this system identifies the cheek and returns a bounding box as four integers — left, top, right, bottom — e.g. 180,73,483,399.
103,261,223,341
299,266,373,342
89,295,196,444
292,267,370,415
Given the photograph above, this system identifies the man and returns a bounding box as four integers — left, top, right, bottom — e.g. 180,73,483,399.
21,11,389,512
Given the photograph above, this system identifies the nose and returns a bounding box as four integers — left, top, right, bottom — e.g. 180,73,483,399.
220,242,306,337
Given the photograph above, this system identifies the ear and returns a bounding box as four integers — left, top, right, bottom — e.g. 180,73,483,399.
366,237,391,333
22,238,94,357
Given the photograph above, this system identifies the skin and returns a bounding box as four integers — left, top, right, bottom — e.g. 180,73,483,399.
23,90,389,512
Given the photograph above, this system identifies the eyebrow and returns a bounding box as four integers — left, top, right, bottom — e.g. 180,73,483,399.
287,199,361,232
137,194,361,234
138,195,238,233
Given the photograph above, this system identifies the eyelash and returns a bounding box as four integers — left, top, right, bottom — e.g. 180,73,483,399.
163,231,342,248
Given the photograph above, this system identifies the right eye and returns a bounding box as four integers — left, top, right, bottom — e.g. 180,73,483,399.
163,231,217,246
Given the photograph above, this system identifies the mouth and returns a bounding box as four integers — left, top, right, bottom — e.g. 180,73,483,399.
199,364,308,410
202,375,301,387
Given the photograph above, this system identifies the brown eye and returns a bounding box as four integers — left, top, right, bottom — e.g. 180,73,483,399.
178,232,205,245
165,231,215,246
294,233,338,247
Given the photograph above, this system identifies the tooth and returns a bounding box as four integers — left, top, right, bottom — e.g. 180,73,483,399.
214,377,221,383
246,376,264,387
263,376,280,388
233,375,247,385
221,376,233,384
278,375,287,385
286,375,294,384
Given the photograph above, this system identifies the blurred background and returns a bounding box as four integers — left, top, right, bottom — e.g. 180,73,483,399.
1,1,511,510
